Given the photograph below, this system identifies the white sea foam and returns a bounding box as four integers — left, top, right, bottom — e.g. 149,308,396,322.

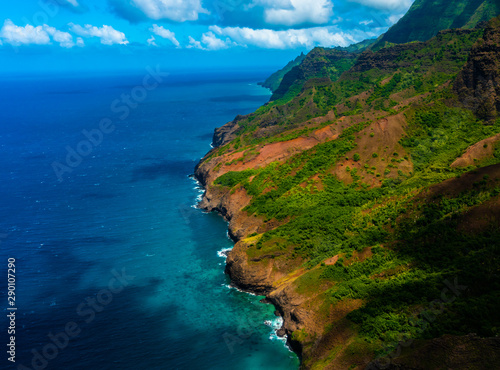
217,247,232,258
222,283,258,296
189,176,205,203
267,316,292,350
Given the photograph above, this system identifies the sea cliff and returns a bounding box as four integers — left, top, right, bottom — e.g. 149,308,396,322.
195,125,309,359
194,13,500,370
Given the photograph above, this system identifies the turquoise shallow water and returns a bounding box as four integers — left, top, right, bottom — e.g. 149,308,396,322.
0,70,299,369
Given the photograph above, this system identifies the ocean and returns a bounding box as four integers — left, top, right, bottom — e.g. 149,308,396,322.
0,69,299,369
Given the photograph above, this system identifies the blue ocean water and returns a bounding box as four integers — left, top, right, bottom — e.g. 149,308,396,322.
0,70,299,370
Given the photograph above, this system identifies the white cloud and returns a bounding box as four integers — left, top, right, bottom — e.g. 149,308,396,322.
349,0,414,11
0,19,75,48
0,19,51,46
147,35,157,46
76,37,85,47
131,0,209,22
44,26,74,48
188,31,235,50
188,36,203,49
202,32,234,50
69,24,128,45
65,0,80,6
149,24,180,47
210,25,369,49
258,0,334,26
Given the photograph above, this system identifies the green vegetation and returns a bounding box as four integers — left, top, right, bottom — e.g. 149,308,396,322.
201,13,500,369
375,0,499,47
259,53,306,92
214,169,257,188
402,103,500,173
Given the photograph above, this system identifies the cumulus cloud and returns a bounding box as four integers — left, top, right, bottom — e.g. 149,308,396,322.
201,31,235,50
65,0,80,6
44,26,75,48
261,0,334,26
188,31,235,50
149,24,180,47
0,20,51,46
131,0,209,22
209,25,372,49
0,19,76,48
69,23,128,45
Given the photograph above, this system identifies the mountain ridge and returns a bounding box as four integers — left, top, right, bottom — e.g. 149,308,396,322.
374,0,500,48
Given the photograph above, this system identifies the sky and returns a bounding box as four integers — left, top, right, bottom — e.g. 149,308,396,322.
0,0,414,73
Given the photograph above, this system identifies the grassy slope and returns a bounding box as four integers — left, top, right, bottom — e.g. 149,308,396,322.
270,47,359,102
376,0,500,47
205,19,500,369
262,39,376,97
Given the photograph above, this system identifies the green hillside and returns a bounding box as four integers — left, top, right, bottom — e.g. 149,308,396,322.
376,0,500,47
196,10,500,370
259,53,306,92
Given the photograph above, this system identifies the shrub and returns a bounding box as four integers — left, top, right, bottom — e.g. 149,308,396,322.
215,169,256,188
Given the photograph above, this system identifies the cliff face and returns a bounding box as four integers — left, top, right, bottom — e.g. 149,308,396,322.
195,136,311,360
352,43,424,73
454,18,500,121
355,29,480,73
211,117,242,148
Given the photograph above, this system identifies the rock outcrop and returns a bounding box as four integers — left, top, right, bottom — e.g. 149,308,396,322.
454,17,500,121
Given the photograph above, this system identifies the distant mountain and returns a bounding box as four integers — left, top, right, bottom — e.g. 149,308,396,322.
259,53,306,92
262,39,375,99
375,0,500,48
268,0,500,104
270,48,358,101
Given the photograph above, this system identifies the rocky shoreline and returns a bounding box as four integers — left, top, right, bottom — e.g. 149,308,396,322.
194,134,306,364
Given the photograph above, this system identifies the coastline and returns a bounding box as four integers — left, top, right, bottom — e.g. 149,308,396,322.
194,145,306,366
